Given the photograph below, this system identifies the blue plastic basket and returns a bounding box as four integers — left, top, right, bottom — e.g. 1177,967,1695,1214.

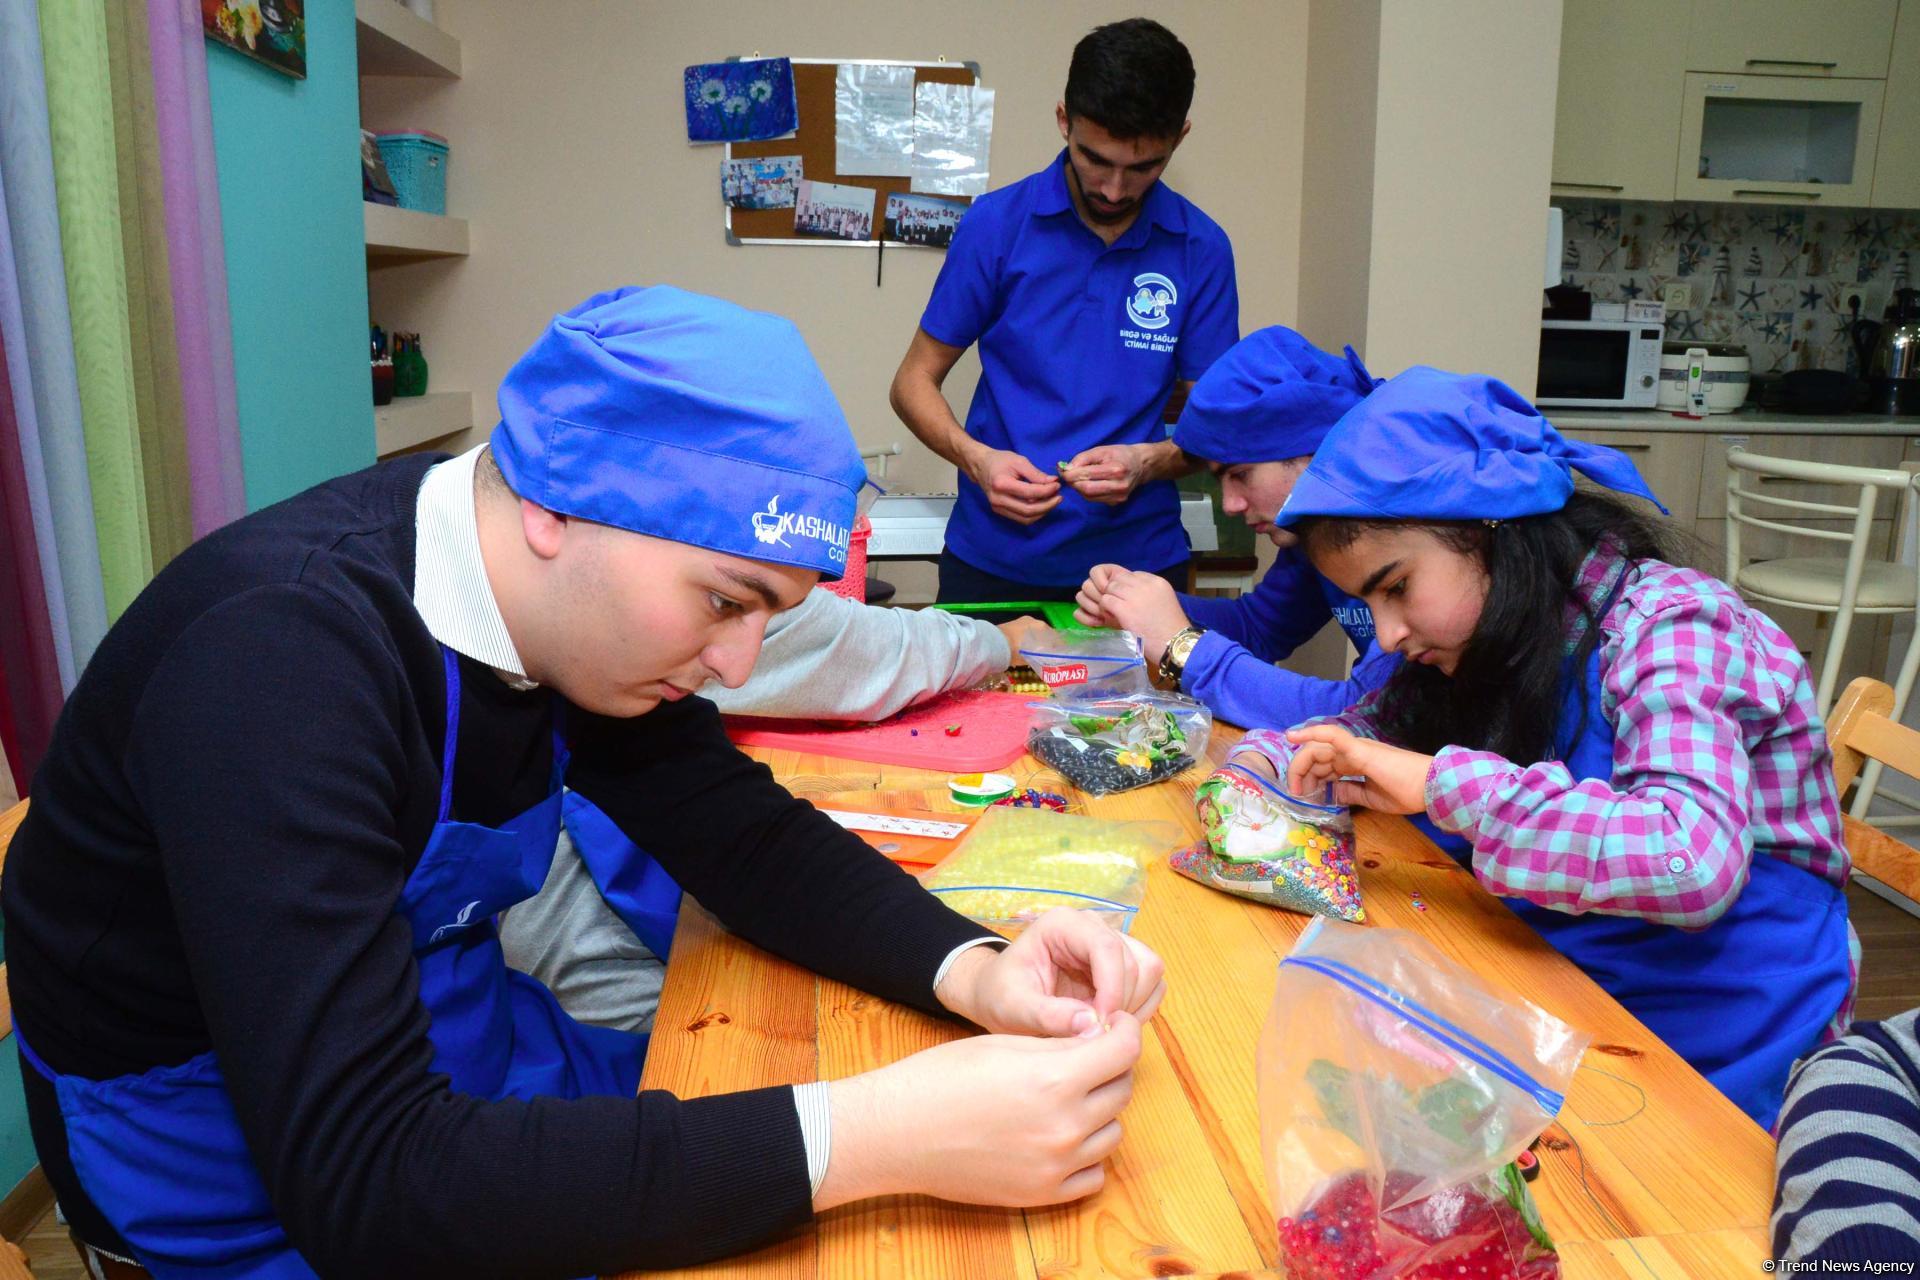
374,131,449,215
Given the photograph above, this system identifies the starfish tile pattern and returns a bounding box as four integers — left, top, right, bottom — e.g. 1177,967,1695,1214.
1555,197,1920,375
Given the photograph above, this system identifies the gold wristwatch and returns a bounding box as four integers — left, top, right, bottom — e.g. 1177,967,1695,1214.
1158,626,1205,684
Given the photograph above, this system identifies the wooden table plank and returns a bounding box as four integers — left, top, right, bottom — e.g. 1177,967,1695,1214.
811,972,1039,1280
627,725,1780,1278
1554,1226,1770,1278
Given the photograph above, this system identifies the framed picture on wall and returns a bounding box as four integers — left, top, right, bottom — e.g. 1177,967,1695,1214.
203,0,306,80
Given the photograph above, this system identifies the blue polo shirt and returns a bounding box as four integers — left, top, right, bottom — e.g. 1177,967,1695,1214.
920,151,1239,585
1176,548,1400,730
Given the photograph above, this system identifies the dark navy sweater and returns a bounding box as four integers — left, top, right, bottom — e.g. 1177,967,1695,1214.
3,455,993,1278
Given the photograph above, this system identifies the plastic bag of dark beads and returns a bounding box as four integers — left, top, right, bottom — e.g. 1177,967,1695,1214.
1025,693,1211,796
1262,918,1586,1280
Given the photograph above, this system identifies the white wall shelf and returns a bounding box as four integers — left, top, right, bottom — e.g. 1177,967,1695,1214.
355,0,461,78
375,391,471,456
365,203,468,261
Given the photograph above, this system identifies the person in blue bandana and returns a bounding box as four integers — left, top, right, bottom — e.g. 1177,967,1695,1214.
2,287,1166,1279
1228,366,1857,1129
1072,326,1401,729
890,17,1240,603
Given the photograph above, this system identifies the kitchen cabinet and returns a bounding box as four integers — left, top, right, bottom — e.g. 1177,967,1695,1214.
1550,0,1687,201
1676,72,1885,204
1685,0,1899,78
1874,0,1920,207
1561,427,1704,527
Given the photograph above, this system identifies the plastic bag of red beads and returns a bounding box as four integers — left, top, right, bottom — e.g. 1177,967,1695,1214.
1262,918,1589,1279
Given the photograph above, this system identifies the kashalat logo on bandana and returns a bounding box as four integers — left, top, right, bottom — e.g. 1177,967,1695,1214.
751,495,849,562
1124,272,1178,330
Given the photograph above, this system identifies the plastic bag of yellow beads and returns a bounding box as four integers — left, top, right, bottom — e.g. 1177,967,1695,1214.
918,806,1174,934
1172,761,1366,922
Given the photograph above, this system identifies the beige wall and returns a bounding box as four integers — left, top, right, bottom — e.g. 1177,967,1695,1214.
1294,0,1378,356
1365,0,1561,389
362,1,1310,464
1295,0,1562,393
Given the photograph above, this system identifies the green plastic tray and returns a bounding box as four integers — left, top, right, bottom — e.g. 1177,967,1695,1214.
927,601,1103,631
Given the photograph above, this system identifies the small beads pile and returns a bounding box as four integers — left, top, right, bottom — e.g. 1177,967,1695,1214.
989,788,1069,812
1003,665,1050,696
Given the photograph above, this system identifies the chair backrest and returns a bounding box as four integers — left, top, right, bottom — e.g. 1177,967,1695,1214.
1827,678,1920,904
1724,448,1919,583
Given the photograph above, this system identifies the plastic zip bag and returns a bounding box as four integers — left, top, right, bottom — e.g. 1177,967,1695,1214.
1016,627,1148,699
1262,918,1587,1279
1026,692,1211,795
917,806,1174,934
1172,762,1364,921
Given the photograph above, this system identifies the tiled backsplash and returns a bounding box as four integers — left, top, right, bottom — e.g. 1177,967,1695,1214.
1555,198,1919,376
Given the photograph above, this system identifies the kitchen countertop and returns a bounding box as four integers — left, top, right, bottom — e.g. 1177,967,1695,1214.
1549,406,1920,435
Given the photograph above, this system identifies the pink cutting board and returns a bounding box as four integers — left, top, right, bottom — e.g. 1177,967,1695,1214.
722,690,1035,771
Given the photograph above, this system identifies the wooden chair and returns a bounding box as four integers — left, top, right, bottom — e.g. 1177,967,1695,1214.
1827,678,1920,906
0,799,36,1278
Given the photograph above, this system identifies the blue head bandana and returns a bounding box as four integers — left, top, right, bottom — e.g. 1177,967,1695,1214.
1275,366,1668,527
1172,326,1381,465
491,285,866,579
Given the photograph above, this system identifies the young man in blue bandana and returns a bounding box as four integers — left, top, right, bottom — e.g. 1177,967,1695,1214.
1074,326,1400,729
890,17,1240,603
2,288,1164,1279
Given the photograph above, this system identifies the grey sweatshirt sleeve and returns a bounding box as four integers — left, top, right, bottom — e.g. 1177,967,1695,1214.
700,590,1011,720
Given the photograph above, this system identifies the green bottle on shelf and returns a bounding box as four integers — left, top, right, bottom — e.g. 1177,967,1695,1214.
395,333,430,397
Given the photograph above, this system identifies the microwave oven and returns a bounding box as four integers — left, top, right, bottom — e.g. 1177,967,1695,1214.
1536,319,1665,409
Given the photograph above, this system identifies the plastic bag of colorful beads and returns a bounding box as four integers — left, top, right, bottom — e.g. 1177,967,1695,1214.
1261,918,1588,1280
1015,627,1149,698
1026,693,1211,796
917,806,1174,935
1169,761,1365,922
975,665,1051,697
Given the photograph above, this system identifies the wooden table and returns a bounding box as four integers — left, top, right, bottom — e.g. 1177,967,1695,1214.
624,727,1778,1279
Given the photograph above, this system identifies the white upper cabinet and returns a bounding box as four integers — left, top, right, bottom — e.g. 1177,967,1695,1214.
1552,0,1688,201
1685,0,1899,78
1874,0,1920,206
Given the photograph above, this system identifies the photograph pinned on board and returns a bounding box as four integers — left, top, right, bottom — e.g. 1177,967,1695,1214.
683,57,799,144
884,193,967,249
722,156,803,210
795,180,877,242
202,0,305,79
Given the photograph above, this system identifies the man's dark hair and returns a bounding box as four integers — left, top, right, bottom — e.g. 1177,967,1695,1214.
1064,18,1195,142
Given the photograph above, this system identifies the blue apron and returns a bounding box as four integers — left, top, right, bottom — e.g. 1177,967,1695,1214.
17,648,650,1277
1412,582,1852,1130
560,792,682,961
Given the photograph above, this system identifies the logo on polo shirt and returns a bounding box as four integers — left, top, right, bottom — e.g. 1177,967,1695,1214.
751,495,849,562
1124,272,1178,330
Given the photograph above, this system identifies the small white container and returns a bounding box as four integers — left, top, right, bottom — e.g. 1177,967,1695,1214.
1658,341,1751,414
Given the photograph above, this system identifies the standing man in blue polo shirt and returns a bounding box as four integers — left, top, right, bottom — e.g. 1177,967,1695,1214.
889,18,1239,603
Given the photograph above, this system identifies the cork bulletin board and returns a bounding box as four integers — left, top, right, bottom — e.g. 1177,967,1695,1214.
724,57,981,248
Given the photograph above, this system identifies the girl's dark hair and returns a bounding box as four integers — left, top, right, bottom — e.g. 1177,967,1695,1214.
1064,19,1195,141
1296,490,1673,764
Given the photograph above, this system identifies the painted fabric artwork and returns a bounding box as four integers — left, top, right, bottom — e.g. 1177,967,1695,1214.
684,57,798,144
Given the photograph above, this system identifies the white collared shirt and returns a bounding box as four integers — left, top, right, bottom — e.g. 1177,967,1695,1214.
412,445,537,687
